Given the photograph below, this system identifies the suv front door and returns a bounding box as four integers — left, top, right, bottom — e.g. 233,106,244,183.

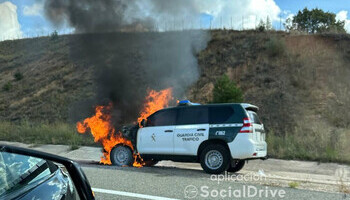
137,109,177,154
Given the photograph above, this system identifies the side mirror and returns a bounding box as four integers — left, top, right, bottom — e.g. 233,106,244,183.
0,145,95,200
140,119,147,127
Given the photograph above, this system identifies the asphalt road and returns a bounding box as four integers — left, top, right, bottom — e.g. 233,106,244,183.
81,164,350,200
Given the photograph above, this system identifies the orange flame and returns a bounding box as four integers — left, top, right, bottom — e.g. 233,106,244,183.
76,104,139,166
76,104,114,143
76,88,173,167
137,88,173,125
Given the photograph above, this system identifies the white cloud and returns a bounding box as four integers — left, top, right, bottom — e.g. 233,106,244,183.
282,10,294,20
286,13,294,20
197,0,281,29
336,10,350,33
23,2,44,16
131,0,281,30
0,1,22,41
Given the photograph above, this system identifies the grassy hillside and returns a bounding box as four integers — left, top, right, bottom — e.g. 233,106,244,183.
1,30,350,163
191,31,350,163
0,36,95,122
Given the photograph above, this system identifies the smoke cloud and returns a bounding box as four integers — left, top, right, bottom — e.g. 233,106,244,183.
39,0,284,126
43,0,210,124
43,0,281,32
0,2,22,41
43,0,203,32
67,31,209,124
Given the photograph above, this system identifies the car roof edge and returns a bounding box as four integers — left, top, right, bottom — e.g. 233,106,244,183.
241,103,259,112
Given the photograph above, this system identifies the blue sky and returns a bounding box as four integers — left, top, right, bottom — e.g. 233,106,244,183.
1,0,350,39
275,0,350,14
2,0,54,36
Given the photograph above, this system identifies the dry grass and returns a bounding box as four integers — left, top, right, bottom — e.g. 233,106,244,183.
288,181,300,189
264,34,350,164
339,181,350,194
267,123,350,164
336,168,350,194
0,121,96,147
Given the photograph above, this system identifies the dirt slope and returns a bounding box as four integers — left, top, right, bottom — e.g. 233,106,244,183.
0,31,349,141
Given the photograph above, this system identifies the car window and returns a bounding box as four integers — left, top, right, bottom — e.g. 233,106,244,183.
209,106,234,124
146,109,177,126
177,107,208,125
248,111,262,124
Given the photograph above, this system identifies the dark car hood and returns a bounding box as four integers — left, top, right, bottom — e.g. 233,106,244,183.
7,168,76,200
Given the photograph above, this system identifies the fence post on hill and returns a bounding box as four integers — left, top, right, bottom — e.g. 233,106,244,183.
242,16,244,30
220,16,223,29
199,18,201,30
280,15,282,30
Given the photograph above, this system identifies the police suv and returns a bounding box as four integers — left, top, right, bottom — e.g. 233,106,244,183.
111,100,267,174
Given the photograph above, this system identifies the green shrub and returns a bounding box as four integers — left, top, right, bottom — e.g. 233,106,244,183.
257,20,266,32
212,74,243,103
288,181,300,188
2,82,12,91
265,37,286,57
14,71,23,81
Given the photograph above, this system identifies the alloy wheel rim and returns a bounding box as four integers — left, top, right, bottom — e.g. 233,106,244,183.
114,147,129,165
205,150,223,170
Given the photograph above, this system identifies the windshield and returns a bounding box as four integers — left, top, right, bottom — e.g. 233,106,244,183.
0,152,51,197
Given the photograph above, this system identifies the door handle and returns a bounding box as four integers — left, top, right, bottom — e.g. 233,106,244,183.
164,130,173,133
197,128,206,131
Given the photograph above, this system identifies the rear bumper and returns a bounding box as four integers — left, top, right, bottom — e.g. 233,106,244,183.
228,133,267,159
245,155,269,161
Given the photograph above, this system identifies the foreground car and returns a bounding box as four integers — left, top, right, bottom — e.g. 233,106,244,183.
0,145,94,200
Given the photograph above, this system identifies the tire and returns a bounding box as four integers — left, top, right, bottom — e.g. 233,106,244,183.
143,160,159,167
110,145,133,167
227,160,245,173
199,144,230,174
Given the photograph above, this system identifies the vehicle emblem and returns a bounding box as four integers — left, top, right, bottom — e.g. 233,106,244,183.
215,131,226,136
151,133,156,142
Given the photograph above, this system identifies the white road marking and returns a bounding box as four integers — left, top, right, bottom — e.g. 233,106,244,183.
92,188,180,200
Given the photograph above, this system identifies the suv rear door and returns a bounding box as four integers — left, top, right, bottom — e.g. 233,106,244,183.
137,109,177,154
174,106,209,155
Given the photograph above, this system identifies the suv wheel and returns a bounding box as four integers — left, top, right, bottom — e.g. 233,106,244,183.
200,144,230,174
227,160,245,173
110,145,133,166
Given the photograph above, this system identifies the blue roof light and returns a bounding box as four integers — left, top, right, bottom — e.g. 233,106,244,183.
179,100,191,104
178,100,201,106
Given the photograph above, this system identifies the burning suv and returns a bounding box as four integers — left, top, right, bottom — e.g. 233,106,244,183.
112,100,267,174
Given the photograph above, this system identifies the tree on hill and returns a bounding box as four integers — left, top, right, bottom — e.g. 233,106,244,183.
257,19,266,32
257,17,272,32
266,16,273,30
285,8,346,33
212,75,243,103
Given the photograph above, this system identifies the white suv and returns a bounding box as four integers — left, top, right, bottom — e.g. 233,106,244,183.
111,101,267,174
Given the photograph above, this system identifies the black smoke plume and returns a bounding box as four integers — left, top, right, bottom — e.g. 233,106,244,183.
43,0,210,124
44,0,202,32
